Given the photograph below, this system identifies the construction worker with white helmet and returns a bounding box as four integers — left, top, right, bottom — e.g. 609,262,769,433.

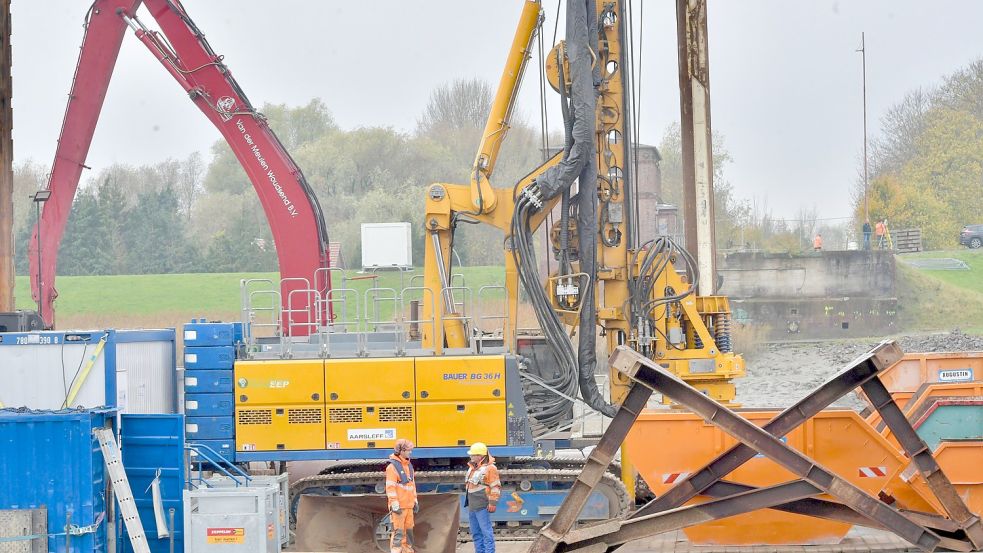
385,438,418,553
464,442,501,553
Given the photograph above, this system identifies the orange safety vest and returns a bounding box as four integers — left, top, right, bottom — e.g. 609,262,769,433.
813,235,823,249
385,454,417,510
875,222,885,236
464,455,501,510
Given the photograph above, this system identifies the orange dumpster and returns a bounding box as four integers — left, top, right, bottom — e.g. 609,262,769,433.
906,441,983,517
877,382,983,448
625,409,909,545
858,352,982,409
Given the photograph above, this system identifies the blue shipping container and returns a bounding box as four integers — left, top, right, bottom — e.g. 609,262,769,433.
183,346,235,370
184,393,234,417
182,321,242,347
184,370,233,394
185,416,234,440
0,408,114,553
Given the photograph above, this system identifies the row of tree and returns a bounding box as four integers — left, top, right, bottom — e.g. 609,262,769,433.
30,54,973,278
12,79,548,275
857,59,983,249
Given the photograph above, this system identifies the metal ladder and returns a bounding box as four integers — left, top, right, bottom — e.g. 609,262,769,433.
94,427,152,553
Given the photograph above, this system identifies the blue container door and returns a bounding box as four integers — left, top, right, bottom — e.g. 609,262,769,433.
120,414,185,553
0,409,111,553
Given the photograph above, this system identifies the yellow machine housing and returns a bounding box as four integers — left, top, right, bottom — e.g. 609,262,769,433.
415,356,507,447
235,359,326,451
325,358,416,450
234,355,509,453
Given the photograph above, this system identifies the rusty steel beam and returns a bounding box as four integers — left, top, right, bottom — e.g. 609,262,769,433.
556,480,822,553
705,480,963,535
608,346,947,552
0,0,13,311
862,377,983,549
630,341,903,520
705,480,880,528
527,382,652,553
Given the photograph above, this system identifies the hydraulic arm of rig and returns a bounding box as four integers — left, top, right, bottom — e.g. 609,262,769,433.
420,0,744,497
29,0,331,332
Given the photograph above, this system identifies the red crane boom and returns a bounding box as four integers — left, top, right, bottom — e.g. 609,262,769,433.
29,0,331,333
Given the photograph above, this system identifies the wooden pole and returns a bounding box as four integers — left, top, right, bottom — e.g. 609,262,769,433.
0,0,14,312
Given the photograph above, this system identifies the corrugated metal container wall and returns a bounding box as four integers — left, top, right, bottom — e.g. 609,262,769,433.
0,408,114,553
115,330,177,413
0,329,176,413
0,331,109,409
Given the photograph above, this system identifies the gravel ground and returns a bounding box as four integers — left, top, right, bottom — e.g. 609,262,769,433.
736,330,983,409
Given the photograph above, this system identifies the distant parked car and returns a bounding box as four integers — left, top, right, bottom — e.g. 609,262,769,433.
960,224,983,249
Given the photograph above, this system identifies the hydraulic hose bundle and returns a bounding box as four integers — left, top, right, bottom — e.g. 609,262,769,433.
627,236,701,350
511,0,618,432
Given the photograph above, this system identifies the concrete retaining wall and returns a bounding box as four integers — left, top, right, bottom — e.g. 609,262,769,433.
718,251,896,299
718,251,897,339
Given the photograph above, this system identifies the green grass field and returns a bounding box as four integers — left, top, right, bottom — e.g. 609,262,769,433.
895,249,983,332
12,251,981,335
900,249,983,295
14,267,507,331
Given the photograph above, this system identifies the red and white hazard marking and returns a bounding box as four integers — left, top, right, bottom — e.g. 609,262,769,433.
661,472,691,484
857,466,888,478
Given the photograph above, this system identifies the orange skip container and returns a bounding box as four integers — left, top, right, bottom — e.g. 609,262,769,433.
625,409,909,545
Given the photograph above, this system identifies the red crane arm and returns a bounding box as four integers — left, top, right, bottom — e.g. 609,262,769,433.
30,0,331,332
28,1,140,327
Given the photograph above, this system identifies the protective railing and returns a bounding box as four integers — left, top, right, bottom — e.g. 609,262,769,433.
239,273,504,359
185,443,251,489
320,286,360,357
282,277,317,340
364,286,402,354
400,286,438,353
240,278,281,345
476,284,509,351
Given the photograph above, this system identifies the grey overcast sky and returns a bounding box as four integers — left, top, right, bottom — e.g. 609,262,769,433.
9,1,983,221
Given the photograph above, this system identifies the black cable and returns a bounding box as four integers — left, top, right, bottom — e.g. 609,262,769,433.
537,14,550,160
551,0,562,47
510,194,579,429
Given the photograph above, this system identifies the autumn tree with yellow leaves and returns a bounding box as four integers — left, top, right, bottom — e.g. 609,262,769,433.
858,61,983,249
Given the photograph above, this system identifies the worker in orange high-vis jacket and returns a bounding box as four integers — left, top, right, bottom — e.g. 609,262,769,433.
385,438,418,553
464,442,501,553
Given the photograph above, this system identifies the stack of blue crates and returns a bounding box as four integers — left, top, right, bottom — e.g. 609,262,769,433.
182,319,242,464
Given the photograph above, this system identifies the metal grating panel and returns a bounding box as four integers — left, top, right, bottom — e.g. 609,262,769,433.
116,341,176,414
0,508,47,553
379,406,412,422
329,407,362,423
901,257,969,271
237,409,272,425
288,408,322,424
